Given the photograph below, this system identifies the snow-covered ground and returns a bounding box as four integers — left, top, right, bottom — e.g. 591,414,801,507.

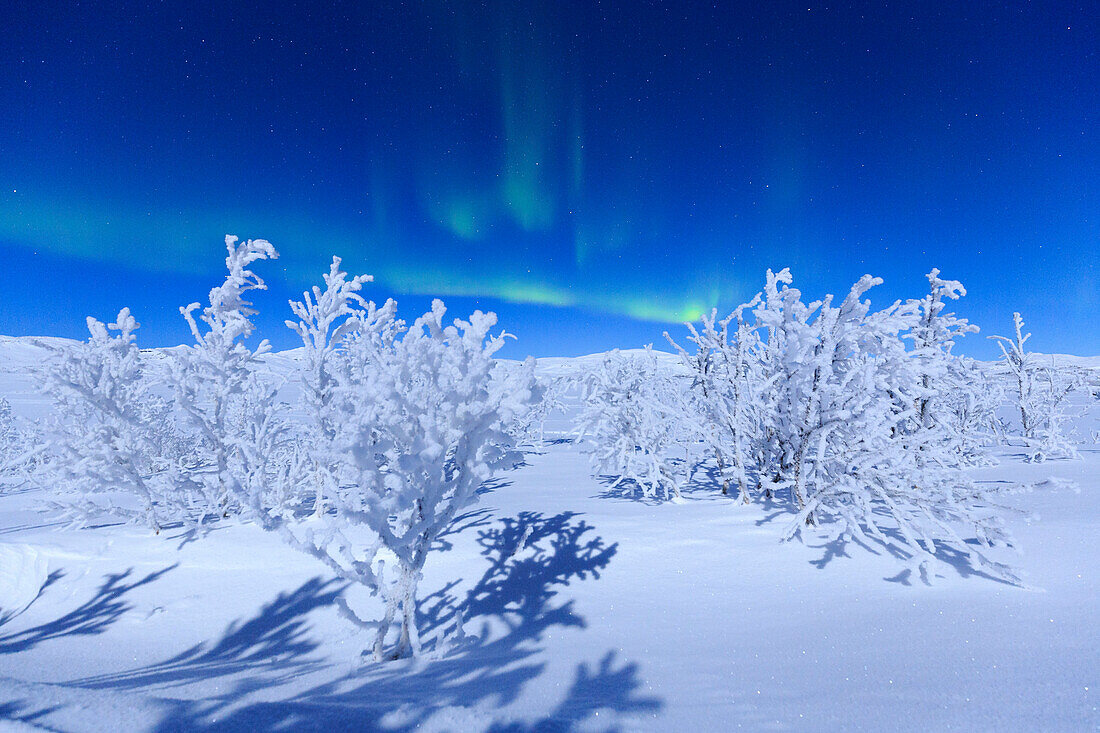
1,339,1098,731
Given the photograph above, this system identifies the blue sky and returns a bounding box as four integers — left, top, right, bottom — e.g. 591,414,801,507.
1,1,1096,358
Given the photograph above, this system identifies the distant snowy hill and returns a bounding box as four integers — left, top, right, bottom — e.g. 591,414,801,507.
1,334,1097,393
3,334,1099,370
1015,353,1100,370
521,348,688,379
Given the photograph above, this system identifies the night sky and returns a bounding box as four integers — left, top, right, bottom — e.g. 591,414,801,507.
1,1,1096,357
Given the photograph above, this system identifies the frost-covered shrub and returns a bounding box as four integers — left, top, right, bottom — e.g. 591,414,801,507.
589,268,1022,582
666,296,764,503
1023,359,1087,462
577,347,702,501
497,367,565,448
753,271,1016,580
284,300,536,660
902,270,998,466
909,269,980,430
754,275,910,519
285,256,397,516
226,373,309,517
39,310,196,531
990,313,1086,461
0,397,23,479
172,235,279,514
0,398,16,457
0,397,43,484
222,253,537,660
338,301,536,658
1092,383,1100,443
936,359,1005,465
746,267,827,502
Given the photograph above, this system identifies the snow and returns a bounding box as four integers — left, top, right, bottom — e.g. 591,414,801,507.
517,347,689,380
1,337,1098,730
0,545,49,623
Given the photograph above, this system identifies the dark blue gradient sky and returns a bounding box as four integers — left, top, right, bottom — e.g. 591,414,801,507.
1,1,1096,357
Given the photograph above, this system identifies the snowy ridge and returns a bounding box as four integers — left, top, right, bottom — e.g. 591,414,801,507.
2,334,1097,383
527,348,688,379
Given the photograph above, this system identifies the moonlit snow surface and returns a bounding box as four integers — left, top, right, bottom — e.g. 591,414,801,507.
0,338,1097,731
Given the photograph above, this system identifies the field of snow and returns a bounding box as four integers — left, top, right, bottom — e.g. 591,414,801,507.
1,339,1098,731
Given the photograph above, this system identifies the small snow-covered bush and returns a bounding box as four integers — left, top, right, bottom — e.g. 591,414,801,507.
337,301,537,658
285,256,392,516
497,367,565,448
199,252,538,661
227,373,309,517
897,270,998,466
586,268,1023,582
910,269,980,431
577,347,702,501
936,359,1004,465
0,397,43,484
39,310,196,531
0,398,16,459
172,235,280,515
264,299,536,660
753,271,1017,580
990,313,1086,461
666,296,764,503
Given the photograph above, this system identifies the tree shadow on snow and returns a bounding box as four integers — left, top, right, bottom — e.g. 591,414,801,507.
476,477,513,497
740,492,1021,586
0,568,62,628
431,507,494,553
591,475,670,505
0,565,175,654
0,700,63,730
593,460,754,505
0,518,72,536
69,577,345,692
141,511,660,731
787,507,1019,587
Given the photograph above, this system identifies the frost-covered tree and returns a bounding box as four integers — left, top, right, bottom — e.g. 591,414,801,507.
235,295,535,661
666,297,764,502
893,270,998,467
909,269,980,430
0,398,43,485
990,313,1085,461
765,275,904,521
580,269,1022,582
285,256,395,515
39,310,192,531
0,398,16,459
227,374,310,517
936,359,1005,465
335,302,536,659
989,312,1038,438
747,268,818,498
0,397,23,479
754,273,1019,579
1026,356,1087,462
497,367,566,448
577,347,701,501
172,235,278,513
1092,383,1100,444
